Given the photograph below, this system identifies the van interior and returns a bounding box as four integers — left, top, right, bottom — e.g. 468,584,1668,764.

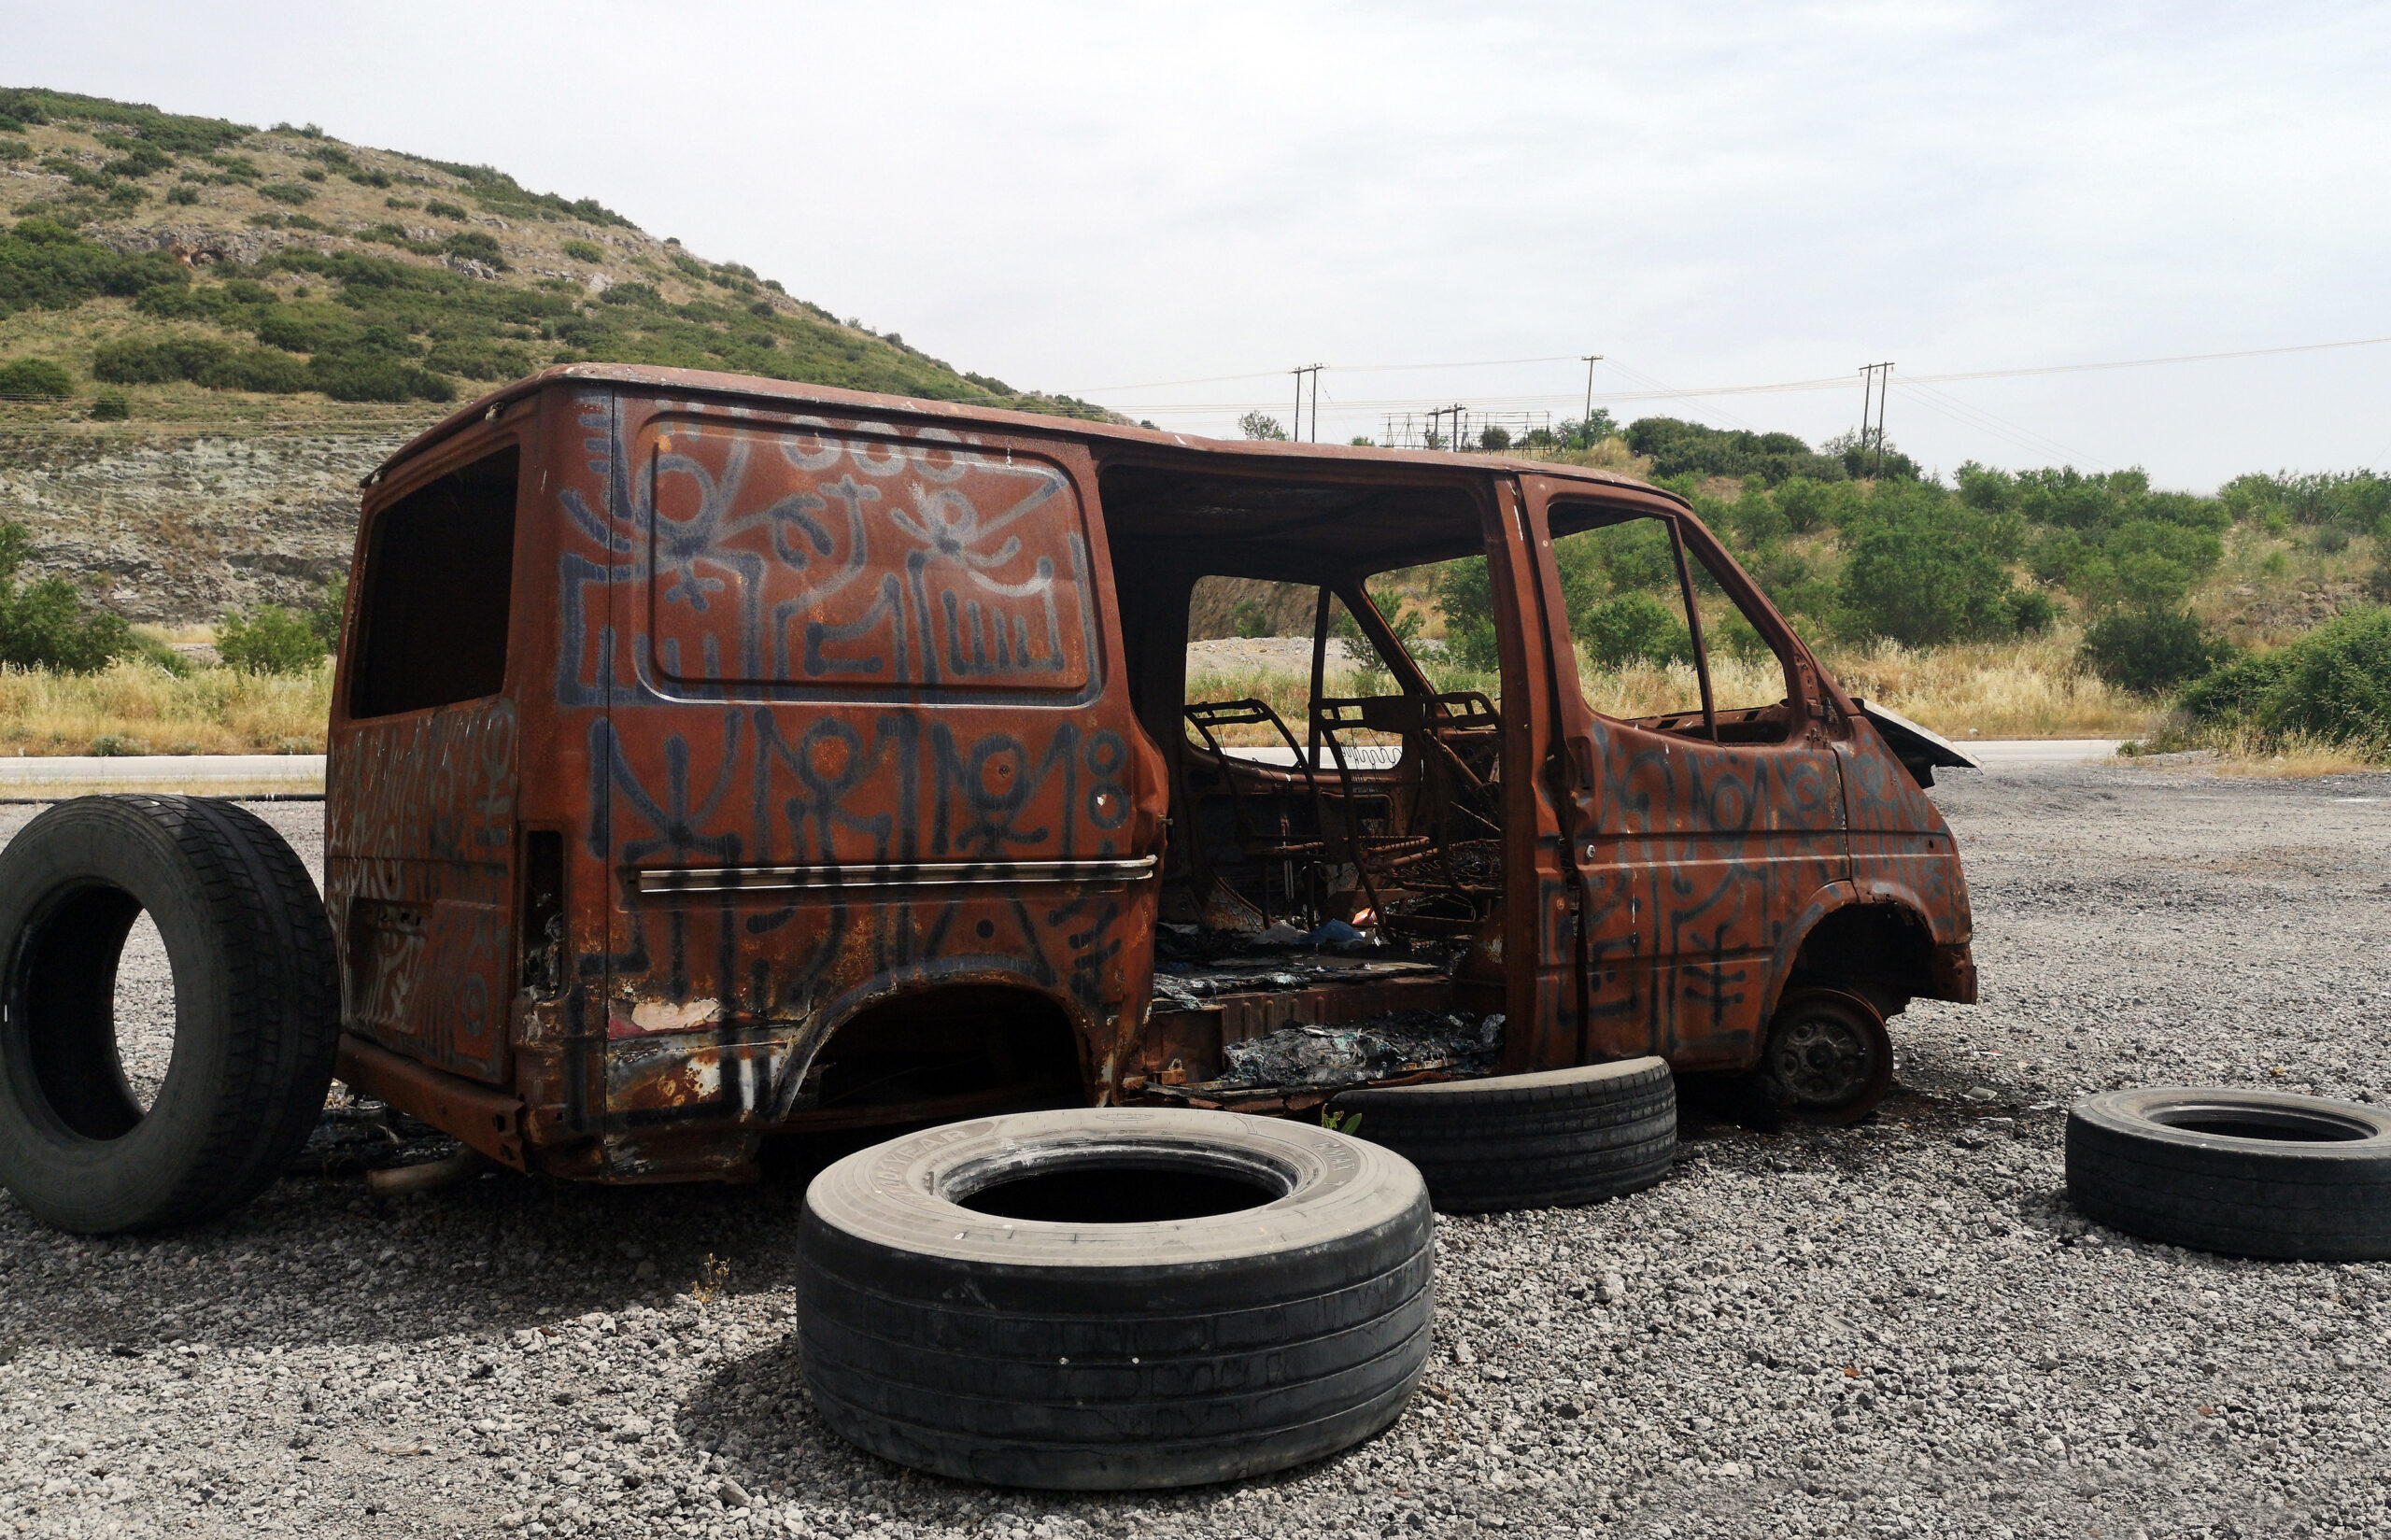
1096,459,1801,1102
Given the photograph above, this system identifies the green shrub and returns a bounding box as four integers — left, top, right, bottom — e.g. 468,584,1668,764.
2247,606,2391,745
0,217,189,319
1836,501,2025,646
2003,587,2058,635
1431,558,1501,671
2080,608,2234,695
599,281,661,308
309,574,348,654
0,356,71,398
307,356,455,403
1578,592,1691,669
93,335,230,384
163,184,200,205
217,604,327,673
128,631,194,676
89,733,149,756
0,521,132,671
89,392,131,421
443,230,507,266
258,181,316,205
101,145,171,178
561,238,604,263
423,198,469,220
199,348,310,393
0,138,29,162
1626,417,1848,484
2181,648,2298,723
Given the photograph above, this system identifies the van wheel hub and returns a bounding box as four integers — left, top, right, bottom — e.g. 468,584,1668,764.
1763,989,1893,1124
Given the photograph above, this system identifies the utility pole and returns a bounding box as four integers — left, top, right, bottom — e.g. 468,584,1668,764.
1290,363,1325,442
1580,354,1603,444
1857,361,1894,476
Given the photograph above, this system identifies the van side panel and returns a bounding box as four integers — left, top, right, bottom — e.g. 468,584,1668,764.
540,393,1158,1177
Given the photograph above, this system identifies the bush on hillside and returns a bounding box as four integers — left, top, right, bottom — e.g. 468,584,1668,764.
1625,417,1847,485
0,521,131,671
0,217,188,319
2220,470,2391,538
1835,498,2030,646
89,392,130,420
2182,607,2391,751
0,357,71,397
2080,608,2234,695
217,605,327,674
309,575,348,654
308,356,455,403
92,336,310,393
2247,607,2391,745
561,238,604,263
1578,593,1692,669
423,198,470,220
1431,558,1501,671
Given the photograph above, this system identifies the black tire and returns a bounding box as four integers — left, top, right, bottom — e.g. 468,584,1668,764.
2066,1088,2391,1261
0,795,339,1234
797,1108,1433,1491
1328,1058,1675,1213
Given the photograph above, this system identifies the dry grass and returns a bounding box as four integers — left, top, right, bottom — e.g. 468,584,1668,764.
0,658,331,756
1820,630,2158,739
1188,629,2161,744
2125,721,2390,779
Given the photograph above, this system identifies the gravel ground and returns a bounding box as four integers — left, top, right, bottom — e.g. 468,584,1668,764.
3,764,2389,1540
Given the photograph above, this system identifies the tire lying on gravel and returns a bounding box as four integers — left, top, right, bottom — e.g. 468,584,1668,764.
797,1108,1434,1491
2067,1088,2391,1261
0,795,340,1234
1326,1057,1675,1213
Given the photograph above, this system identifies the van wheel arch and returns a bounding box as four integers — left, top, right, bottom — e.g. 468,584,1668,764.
792,981,1094,1122
1771,897,1938,1024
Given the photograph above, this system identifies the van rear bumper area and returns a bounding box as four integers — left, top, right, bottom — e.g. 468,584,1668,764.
335,1033,529,1170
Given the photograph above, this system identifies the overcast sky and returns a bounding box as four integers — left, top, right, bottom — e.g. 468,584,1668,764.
17,1,2391,487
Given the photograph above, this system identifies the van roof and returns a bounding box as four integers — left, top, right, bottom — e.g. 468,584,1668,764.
378,363,1672,500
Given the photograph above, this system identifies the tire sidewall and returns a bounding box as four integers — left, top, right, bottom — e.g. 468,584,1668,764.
2070,1088,2391,1183
0,799,238,1230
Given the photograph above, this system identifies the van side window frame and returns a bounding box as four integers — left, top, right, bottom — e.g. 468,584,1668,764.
346,441,522,721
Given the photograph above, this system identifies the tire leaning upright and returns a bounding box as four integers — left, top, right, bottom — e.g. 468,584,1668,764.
0,795,340,1234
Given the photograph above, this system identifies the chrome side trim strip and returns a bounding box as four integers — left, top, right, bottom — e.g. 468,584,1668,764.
636,855,1158,895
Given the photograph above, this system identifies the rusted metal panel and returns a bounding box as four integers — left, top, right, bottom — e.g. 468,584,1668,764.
334,1032,527,1169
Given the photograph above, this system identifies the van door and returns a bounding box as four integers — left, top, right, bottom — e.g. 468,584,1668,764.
1520,478,1850,1070
328,440,523,1087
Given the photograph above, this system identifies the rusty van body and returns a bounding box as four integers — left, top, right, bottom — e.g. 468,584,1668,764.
325,364,1976,1181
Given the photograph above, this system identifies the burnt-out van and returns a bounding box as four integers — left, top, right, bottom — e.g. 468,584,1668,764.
0,364,1977,1224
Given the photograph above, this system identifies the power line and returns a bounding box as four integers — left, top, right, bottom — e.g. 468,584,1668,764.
1090,330,2391,407
1075,352,1592,394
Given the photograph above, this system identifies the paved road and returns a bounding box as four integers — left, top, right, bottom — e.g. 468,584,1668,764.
0,753,324,785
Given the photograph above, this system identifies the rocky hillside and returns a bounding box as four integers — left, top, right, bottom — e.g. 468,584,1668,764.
0,87,1098,621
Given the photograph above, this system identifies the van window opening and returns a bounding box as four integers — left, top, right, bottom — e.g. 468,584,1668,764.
348,446,519,719
1549,507,1800,745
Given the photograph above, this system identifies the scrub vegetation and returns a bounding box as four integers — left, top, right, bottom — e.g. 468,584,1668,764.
0,87,1097,417
1198,420,2387,761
